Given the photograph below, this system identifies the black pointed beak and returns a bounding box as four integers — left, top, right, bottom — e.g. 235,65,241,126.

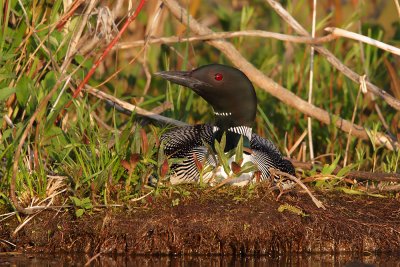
155,70,210,89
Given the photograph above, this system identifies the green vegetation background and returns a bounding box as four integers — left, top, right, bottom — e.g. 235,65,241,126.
0,0,399,215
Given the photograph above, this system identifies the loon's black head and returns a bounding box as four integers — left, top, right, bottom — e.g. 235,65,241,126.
156,64,257,128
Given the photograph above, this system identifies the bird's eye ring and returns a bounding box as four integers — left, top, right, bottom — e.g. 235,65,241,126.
214,73,223,81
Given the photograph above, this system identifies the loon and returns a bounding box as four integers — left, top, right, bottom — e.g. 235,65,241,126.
156,64,295,186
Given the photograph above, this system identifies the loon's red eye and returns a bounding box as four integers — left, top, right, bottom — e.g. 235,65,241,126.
214,73,223,81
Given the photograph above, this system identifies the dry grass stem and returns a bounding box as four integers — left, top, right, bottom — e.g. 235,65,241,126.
270,168,326,209
0,212,17,224
307,0,317,163
0,239,16,248
61,0,98,72
325,27,400,56
376,184,400,192
346,171,400,182
84,252,102,266
138,3,164,104
129,190,154,202
395,0,400,18
288,130,307,156
117,30,337,49
374,103,391,133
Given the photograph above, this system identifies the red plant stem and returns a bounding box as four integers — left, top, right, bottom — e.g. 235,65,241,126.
3,0,9,26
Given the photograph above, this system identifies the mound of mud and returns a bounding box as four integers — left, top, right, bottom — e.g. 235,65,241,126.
1,189,399,255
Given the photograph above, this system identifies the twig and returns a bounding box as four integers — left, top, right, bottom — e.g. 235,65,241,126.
117,30,337,49
0,239,16,248
84,252,102,266
376,184,400,192
0,213,16,223
0,211,17,218
13,211,40,236
129,190,154,202
265,0,400,112
270,168,326,209
325,27,400,56
138,2,165,104
346,171,400,183
3,115,14,128
85,85,186,126
288,130,307,156
288,158,314,170
307,0,317,163
150,101,174,114
395,0,400,18
50,75,71,115
162,0,398,150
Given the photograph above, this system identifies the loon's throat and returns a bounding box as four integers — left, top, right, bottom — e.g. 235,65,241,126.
213,111,252,138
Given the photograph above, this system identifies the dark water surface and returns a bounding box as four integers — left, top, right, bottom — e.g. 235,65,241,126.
1,253,400,267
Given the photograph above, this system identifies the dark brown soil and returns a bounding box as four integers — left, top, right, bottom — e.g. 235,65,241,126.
1,187,400,256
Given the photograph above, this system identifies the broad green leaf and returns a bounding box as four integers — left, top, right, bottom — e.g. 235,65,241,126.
220,132,226,152
15,75,33,106
74,54,93,70
81,198,93,209
236,161,258,176
69,196,82,206
75,209,84,217
41,71,57,93
235,135,243,163
321,155,340,175
314,179,328,188
214,139,230,175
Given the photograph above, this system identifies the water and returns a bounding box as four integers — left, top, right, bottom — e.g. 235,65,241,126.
1,253,400,266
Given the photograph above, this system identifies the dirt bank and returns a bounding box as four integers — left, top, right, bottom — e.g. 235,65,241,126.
1,188,400,255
